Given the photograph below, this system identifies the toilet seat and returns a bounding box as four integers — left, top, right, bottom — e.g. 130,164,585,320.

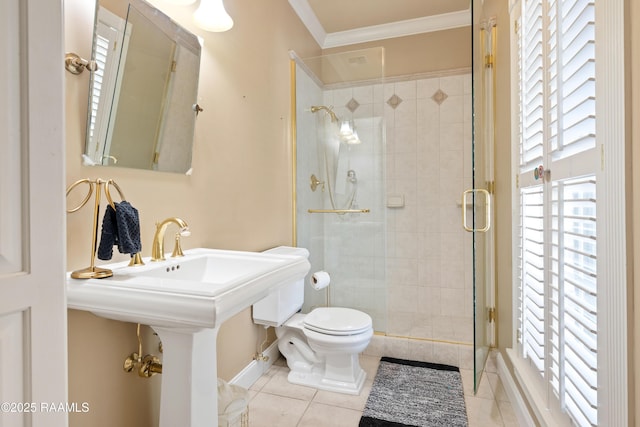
303,307,372,336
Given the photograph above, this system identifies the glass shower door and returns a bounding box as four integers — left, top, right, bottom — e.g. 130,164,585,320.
467,1,497,393
291,49,387,332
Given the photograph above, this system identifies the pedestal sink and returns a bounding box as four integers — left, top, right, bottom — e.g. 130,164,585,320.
66,248,310,427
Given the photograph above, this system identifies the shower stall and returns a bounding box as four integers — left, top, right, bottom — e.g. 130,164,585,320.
292,48,387,331
291,30,493,392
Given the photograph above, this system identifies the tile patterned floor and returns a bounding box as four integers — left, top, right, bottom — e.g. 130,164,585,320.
246,352,521,427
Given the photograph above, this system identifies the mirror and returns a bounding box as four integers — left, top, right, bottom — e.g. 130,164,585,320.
85,0,201,174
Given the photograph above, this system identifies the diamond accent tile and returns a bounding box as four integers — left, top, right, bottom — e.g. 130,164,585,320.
346,98,360,113
431,89,448,105
386,94,403,109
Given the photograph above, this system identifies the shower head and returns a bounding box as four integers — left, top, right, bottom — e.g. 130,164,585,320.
310,105,361,144
310,105,339,123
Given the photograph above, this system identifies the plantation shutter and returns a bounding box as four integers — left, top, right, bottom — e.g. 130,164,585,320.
516,0,598,425
550,178,597,425
86,9,126,163
88,30,112,142
520,186,545,375
519,0,544,174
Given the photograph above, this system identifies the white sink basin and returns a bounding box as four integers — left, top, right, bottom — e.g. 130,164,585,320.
66,247,310,427
67,247,310,328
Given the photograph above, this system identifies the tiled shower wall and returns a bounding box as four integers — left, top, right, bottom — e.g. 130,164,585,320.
300,68,475,368
383,74,474,344
377,73,475,368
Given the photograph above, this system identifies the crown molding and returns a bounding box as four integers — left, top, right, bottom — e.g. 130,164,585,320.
323,9,471,48
288,0,470,49
288,0,328,47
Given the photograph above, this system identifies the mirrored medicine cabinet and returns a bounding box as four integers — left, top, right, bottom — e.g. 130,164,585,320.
85,0,201,174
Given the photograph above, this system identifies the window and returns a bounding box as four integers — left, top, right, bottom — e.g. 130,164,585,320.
87,32,112,142
512,0,628,425
85,7,129,164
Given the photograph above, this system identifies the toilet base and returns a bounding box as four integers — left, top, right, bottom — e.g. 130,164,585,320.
274,312,372,396
286,365,366,395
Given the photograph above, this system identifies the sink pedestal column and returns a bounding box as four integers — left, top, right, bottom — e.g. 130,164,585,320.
152,326,220,427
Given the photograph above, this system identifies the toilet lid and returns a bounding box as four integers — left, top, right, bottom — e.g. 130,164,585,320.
303,307,372,336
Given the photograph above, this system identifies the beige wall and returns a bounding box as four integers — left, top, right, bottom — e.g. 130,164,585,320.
323,27,471,79
64,0,320,425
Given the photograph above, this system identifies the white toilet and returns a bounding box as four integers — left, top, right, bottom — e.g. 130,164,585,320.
253,247,373,395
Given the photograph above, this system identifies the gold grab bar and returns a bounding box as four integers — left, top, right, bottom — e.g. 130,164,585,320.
461,189,491,232
308,208,370,214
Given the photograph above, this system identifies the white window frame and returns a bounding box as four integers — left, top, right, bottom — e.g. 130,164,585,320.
507,0,628,426
86,7,131,165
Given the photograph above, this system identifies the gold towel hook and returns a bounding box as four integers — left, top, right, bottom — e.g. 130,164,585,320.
105,179,126,210
66,178,94,213
64,52,98,75
66,178,112,279
65,177,144,277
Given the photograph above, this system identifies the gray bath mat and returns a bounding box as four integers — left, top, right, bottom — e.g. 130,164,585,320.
359,357,468,427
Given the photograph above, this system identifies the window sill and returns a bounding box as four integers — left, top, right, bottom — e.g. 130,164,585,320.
505,348,572,427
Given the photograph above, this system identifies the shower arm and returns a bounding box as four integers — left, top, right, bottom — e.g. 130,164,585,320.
310,105,339,122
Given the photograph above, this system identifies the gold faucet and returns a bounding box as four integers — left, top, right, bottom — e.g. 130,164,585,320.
151,217,190,262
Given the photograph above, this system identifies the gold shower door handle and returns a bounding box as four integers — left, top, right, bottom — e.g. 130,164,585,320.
461,189,491,232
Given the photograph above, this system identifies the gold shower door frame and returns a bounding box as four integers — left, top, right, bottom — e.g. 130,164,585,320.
468,6,497,394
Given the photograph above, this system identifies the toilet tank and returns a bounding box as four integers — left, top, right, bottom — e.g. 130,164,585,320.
252,246,308,327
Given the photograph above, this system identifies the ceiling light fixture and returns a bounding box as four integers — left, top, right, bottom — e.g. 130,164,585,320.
346,129,361,145
339,120,361,144
193,0,234,32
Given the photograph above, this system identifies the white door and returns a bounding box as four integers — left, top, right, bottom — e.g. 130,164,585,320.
0,0,67,426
